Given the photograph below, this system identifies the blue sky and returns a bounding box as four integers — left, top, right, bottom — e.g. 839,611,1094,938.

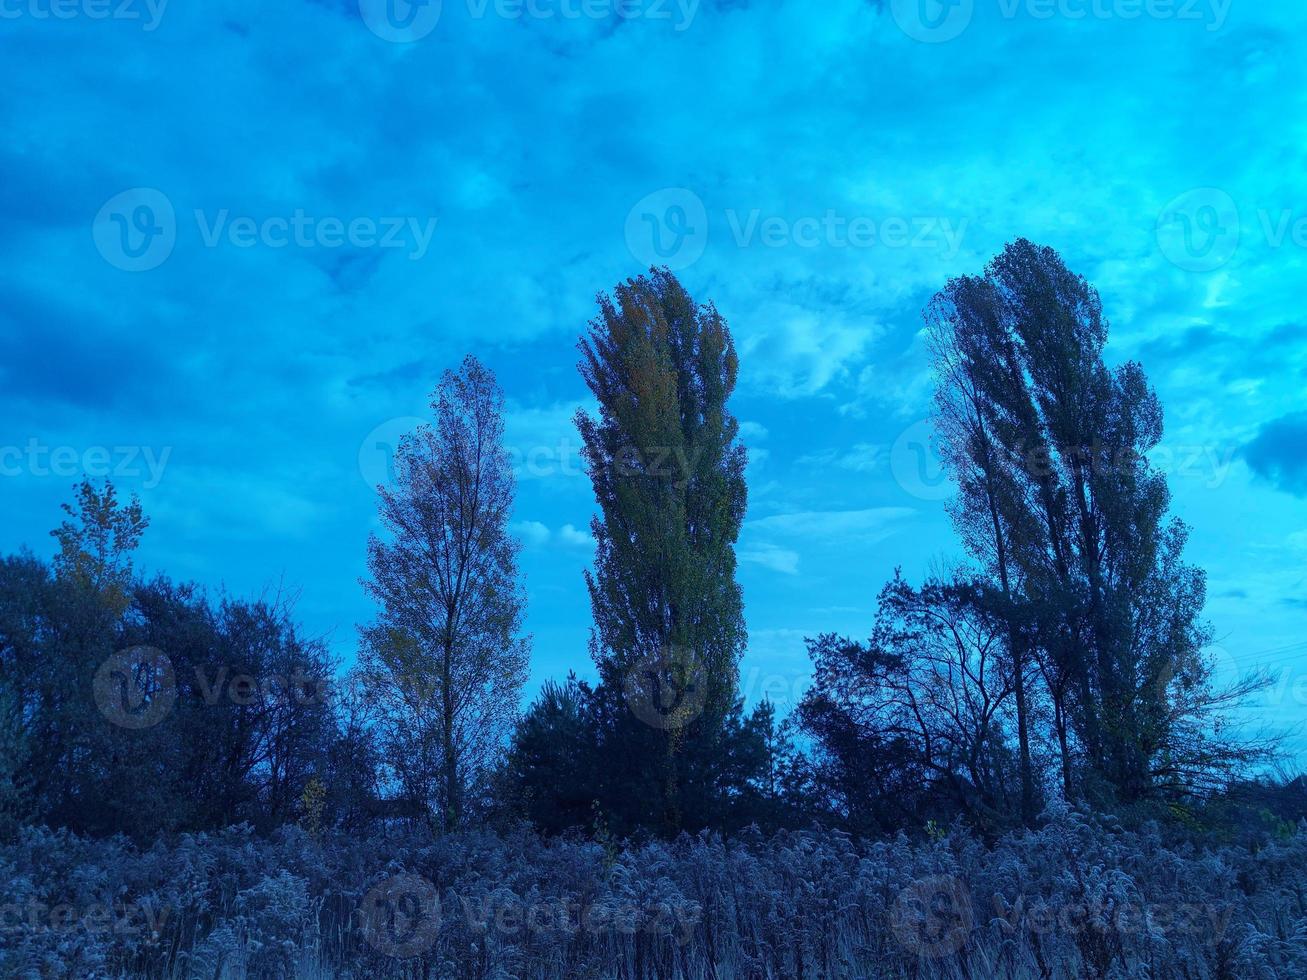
2,0,1305,746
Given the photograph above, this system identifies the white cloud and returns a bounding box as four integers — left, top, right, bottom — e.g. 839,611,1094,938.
738,305,881,398
795,443,885,474
747,507,915,544
504,400,590,483
556,523,593,549
740,542,800,575
512,520,552,548
513,520,593,551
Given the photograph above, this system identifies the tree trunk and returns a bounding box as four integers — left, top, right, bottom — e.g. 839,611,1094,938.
1011,641,1036,823
441,640,459,832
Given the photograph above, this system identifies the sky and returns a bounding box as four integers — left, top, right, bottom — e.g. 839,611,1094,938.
1,0,1305,749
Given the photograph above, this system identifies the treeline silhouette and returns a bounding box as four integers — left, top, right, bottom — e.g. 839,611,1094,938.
0,240,1294,850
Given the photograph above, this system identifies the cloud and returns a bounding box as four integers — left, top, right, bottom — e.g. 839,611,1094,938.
512,520,552,548
513,520,593,550
738,304,881,398
1244,413,1307,497
5,0,1307,719
795,443,885,474
504,400,590,483
556,523,593,548
740,543,800,575
747,508,915,544
736,506,915,579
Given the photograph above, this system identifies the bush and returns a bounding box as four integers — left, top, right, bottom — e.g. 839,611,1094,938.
2,808,1307,978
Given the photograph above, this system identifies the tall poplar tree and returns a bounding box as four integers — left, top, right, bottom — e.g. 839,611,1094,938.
927,239,1267,805
575,268,748,835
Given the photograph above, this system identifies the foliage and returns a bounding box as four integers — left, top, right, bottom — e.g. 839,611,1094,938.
0,254,1288,978
574,268,751,836
359,355,530,832
0,498,340,839
3,808,1306,978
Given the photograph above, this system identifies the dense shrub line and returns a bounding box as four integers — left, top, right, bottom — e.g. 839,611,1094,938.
3,807,1305,978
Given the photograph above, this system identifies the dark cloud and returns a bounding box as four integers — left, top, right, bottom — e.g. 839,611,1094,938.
1136,323,1307,389
0,0,1304,715
0,285,178,414
347,360,436,392
1244,413,1307,497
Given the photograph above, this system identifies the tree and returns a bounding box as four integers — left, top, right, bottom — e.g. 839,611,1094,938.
929,281,1041,821
501,676,599,835
51,478,148,616
6,480,150,828
1,483,341,838
574,268,749,835
797,572,1028,834
360,355,529,832
925,239,1271,805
